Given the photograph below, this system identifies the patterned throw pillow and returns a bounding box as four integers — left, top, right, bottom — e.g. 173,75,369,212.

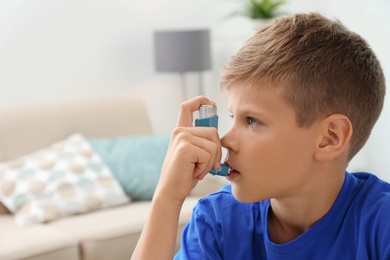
0,134,130,226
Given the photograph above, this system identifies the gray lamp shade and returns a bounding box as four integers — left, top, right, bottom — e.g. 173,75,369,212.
154,29,211,72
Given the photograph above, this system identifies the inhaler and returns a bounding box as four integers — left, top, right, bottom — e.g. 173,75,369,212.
195,105,229,176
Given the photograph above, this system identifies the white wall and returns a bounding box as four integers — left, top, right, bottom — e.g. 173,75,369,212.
0,0,389,180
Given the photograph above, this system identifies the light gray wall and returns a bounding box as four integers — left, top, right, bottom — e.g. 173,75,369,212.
0,0,389,180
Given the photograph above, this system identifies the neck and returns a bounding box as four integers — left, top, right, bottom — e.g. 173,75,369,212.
267,170,345,244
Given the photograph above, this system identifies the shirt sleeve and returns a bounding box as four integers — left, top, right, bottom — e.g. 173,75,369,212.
174,199,223,260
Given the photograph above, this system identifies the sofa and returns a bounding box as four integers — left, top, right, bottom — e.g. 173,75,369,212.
0,94,225,260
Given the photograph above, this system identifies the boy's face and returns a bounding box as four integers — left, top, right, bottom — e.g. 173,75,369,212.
222,83,320,203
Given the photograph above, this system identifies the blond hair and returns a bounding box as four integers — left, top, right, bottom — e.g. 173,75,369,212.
221,13,386,160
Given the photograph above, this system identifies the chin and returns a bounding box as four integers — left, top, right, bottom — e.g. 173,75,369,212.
231,185,264,204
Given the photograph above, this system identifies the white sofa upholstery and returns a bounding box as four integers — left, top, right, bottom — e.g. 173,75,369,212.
0,93,225,260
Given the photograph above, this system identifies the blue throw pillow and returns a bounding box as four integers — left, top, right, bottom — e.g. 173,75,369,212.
88,135,170,201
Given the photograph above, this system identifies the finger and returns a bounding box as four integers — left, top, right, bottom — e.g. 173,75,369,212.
191,145,214,179
172,126,220,147
171,129,221,176
176,96,215,127
196,170,210,181
173,127,222,167
187,127,222,170
193,141,219,178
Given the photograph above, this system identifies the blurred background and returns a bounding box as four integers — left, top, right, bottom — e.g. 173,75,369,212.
0,0,389,181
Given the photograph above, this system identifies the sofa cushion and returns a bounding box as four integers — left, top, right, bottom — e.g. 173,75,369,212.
0,134,130,226
49,197,199,260
0,215,79,260
88,135,170,201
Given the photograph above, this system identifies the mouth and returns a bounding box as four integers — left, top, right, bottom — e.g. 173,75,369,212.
228,167,240,175
225,162,241,179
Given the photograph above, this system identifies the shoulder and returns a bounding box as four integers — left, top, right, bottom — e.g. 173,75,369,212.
342,173,390,234
349,172,390,211
350,172,390,201
349,172,390,254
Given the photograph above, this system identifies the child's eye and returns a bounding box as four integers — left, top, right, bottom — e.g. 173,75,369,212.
247,117,260,127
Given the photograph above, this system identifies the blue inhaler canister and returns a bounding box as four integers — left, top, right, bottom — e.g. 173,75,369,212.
195,105,229,176
195,105,219,128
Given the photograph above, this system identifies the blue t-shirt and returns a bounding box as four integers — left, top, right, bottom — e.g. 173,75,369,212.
175,172,390,259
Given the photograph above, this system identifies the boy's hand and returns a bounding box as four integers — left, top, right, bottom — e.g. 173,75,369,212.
155,96,222,203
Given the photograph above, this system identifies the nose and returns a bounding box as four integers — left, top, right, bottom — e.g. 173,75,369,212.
221,126,238,152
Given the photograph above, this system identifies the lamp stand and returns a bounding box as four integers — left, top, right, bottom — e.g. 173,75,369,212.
180,72,187,102
198,71,204,96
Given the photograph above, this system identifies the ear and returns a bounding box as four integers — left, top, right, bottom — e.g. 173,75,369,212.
314,114,353,162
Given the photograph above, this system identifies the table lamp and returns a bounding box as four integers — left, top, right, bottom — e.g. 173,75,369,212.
154,29,212,101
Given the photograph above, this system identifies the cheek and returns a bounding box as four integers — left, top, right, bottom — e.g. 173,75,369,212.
248,132,314,174
277,128,313,152
231,131,316,202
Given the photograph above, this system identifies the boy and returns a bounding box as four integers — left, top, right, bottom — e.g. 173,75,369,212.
132,13,389,259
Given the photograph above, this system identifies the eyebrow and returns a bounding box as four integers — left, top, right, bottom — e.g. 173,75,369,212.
228,103,265,116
